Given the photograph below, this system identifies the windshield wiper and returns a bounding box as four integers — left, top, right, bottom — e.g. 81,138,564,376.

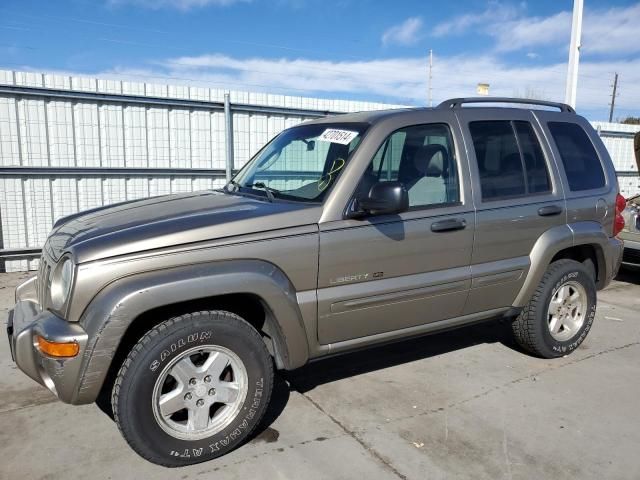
246,182,279,202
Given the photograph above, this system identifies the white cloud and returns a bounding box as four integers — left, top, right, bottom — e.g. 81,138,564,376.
583,3,640,55
111,51,640,117
491,11,570,52
382,17,423,46
20,51,639,119
432,2,520,37
107,0,250,10
432,3,640,56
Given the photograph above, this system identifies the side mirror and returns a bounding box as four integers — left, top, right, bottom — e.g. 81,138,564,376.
357,181,409,216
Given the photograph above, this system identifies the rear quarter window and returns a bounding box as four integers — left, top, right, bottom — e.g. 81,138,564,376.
548,122,606,191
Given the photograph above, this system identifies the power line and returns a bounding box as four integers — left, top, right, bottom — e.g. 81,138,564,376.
428,49,433,107
2,8,617,83
0,9,623,90
0,62,417,105
2,11,639,108
0,43,37,50
1,10,383,62
431,64,607,82
4,11,172,34
0,23,426,85
1,35,614,92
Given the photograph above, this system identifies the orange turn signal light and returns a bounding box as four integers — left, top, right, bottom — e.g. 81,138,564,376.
36,335,79,358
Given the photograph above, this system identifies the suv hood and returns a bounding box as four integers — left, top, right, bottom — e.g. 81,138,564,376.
45,190,321,263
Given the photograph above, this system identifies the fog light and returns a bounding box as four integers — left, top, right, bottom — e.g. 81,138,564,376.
36,335,79,358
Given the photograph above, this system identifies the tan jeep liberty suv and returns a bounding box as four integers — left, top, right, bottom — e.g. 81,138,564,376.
7,98,624,466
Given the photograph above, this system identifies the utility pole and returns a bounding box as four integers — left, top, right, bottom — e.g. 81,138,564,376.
428,49,433,107
608,72,619,123
565,0,583,108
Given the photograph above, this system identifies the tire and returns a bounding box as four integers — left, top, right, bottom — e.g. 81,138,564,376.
111,311,273,467
511,259,597,358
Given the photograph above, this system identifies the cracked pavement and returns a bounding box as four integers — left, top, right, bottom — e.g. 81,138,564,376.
1,269,639,480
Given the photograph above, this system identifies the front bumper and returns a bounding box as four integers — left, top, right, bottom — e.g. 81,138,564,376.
6,278,88,404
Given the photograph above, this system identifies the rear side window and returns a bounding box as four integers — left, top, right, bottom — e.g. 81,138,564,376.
548,122,605,191
469,120,551,200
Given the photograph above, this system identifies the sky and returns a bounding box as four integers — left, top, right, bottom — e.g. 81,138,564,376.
1,0,639,120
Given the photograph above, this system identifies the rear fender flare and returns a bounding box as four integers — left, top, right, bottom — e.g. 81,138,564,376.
513,224,574,307
514,222,611,307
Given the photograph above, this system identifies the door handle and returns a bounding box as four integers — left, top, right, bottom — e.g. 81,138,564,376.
431,218,467,232
538,205,563,217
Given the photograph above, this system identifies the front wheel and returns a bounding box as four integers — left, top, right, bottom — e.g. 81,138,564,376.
511,259,597,358
112,311,273,467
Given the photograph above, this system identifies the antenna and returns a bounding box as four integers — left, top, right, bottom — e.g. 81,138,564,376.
428,49,433,107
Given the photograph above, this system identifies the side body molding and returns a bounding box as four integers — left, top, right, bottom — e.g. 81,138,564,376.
73,260,309,404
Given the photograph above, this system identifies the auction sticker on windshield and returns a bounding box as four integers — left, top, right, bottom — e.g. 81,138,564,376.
318,129,359,145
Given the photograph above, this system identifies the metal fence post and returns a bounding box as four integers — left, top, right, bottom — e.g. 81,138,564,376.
0,205,4,272
0,82,341,266
224,93,234,183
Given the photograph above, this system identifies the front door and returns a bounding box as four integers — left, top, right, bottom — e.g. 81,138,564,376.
317,120,475,344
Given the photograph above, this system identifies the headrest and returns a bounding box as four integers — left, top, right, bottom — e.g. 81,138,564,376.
413,144,447,177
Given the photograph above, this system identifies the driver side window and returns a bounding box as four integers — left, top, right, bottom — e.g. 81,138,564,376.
358,123,459,208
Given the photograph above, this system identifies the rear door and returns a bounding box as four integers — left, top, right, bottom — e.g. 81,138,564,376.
317,114,474,344
535,111,616,229
458,108,567,314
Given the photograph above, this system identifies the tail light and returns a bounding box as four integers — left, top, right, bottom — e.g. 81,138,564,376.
614,193,626,237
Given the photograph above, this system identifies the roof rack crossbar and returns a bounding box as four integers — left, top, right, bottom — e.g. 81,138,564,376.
437,97,575,114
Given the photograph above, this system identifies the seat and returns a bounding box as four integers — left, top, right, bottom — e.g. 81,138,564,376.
399,144,448,206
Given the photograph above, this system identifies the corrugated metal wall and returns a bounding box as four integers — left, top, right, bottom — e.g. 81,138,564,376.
0,70,403,272
1,69,639,272
592,121,640,198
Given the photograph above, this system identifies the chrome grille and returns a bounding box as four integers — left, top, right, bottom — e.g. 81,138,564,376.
37,252,53,307
37,237,64,307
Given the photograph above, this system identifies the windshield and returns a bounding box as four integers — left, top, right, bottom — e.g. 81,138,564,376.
228,122,368,202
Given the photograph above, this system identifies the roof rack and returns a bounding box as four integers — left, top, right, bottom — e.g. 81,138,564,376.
437,97,575,114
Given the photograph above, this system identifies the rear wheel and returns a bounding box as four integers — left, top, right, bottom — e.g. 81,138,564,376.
512,259,597,358
112,311,273,466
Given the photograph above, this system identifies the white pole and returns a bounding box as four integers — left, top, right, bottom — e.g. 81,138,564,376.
565,0,583,108
428,49,433,107
224,92,234,182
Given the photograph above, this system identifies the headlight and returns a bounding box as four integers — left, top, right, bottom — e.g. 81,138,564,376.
50,257,74,311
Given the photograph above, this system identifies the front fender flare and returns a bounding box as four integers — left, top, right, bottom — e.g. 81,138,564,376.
72,260,309,404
